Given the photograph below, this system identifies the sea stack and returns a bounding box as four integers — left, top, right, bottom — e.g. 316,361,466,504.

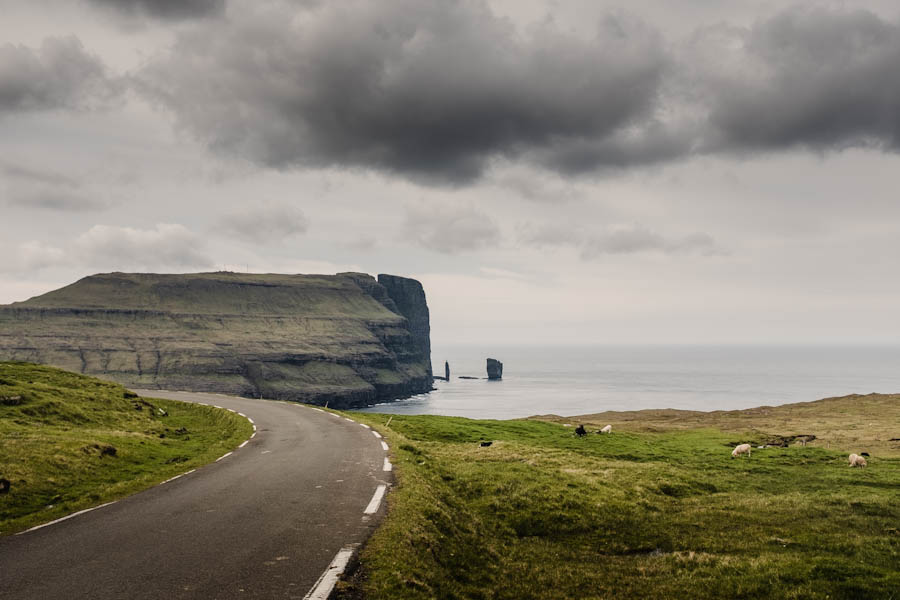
445,360,450,381
487,358,503,380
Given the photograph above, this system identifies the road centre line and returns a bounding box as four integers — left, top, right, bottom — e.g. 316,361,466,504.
303,546,356,600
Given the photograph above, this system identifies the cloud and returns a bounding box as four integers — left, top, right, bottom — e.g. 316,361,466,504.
74,223,213,270
137,1,666,183
0,36,119,114
15,241,70,272
86,0,224,21
518,222,723,258
216,202,309,244
134,4,900,182
1,162,111,211
403,203,500,253
687,8,900,154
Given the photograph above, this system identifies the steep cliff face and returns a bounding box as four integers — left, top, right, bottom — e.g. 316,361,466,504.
0,272,433,408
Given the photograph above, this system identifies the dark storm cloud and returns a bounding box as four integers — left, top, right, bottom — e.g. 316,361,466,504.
0,37,119,113
137,3,900,182
138,0,666,183
87,0,224,20
689,7,900,153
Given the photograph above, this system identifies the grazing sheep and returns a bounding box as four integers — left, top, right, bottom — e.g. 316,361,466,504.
848,453,867,468
731,443,752,458
600,424,612,434
480,441,493,447
575,424,587,437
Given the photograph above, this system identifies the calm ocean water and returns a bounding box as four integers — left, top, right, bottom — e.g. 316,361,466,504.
355,345,900,420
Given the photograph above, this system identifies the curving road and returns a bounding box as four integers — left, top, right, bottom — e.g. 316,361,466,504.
0,391,392,600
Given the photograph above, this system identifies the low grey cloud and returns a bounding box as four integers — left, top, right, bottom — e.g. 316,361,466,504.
518,222,723,258
136,3,900,182
0,36,119,114
403,203,500,254
138,0,666,183
74,224,213,270
216,202,309,244
2,162,111,211
86,0,224,21
2,223,211,275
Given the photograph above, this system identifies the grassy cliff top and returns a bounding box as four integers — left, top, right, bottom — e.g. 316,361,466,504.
9,271,402,320
343,395,900,599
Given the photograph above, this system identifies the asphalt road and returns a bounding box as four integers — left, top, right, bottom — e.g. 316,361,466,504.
0,391,391,599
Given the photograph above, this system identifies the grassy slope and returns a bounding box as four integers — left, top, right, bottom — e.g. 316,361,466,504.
344,396,900,600
0,362,252,535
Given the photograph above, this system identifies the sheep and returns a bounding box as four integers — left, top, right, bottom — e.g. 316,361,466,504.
848,453,867,468
599,424,612,434
574,424,587,437
731,443,752,458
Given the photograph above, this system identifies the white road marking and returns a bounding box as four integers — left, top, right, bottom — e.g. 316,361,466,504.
253,425,257,432
238,412,246,417
227,409,236,413
247,417,255,424
380,441,389,452
371,430,382,439
311,407,324,412
364,485,387,515
213,405,223,409
185,469,196,475
216,452,233,462
303,546,356,600
343,417,354,422
328,413,340,418
163,474,184,484
383,457,393,472
360,424,370,429
238,440,248,448
251,431,257,439
18,501,117,535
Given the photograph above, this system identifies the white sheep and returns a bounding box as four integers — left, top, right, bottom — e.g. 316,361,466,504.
600,424,612,434
848,453,867,468
731,443,752,458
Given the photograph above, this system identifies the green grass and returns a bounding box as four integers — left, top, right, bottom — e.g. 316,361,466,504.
0,362,252,535
342,403,900,600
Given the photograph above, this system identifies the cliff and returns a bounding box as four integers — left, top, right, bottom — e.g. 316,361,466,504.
0,271,433,408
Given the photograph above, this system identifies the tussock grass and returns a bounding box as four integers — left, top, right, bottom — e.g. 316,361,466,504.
344,400,900,599
0,362,252,535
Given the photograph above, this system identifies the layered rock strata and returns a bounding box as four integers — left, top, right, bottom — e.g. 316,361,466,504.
0,271,433,409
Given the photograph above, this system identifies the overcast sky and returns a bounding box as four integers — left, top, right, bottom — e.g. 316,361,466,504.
2,0,900,345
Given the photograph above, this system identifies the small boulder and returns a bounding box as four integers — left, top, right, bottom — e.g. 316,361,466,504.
0,478,10,494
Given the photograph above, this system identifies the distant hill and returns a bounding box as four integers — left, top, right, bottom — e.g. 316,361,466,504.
0,272,432,408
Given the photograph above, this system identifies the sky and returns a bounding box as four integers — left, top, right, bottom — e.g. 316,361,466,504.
2,0,900,345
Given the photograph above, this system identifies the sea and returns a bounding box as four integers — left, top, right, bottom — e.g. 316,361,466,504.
355,344,900,420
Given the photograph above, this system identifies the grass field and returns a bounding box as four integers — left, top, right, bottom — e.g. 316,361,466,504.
342,396,900,599
0,362,252,535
